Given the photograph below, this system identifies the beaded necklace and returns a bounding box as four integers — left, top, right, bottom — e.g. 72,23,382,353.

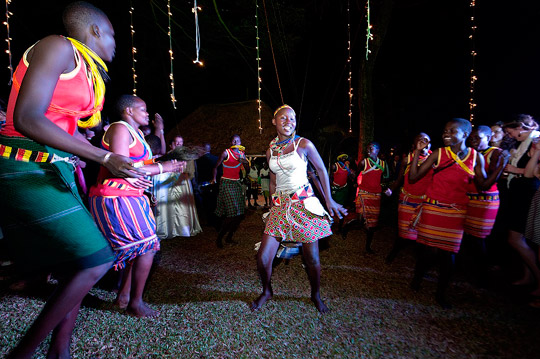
270,132,300,170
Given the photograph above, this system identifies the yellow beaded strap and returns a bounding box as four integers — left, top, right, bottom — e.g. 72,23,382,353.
445,147,475,176
66,37,108,129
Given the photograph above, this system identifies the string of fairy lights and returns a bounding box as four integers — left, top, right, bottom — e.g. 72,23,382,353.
255,0,263,133
166,0,177,109
469,0,477,124
192,0,203,66
129,3,137,95
4,0,13,85
365,0,373,60
346,0,353,133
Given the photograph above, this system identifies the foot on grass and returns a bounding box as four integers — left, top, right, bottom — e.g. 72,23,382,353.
249,292,272,311
127,301,160,318
311,294,330,313
114,293,130,310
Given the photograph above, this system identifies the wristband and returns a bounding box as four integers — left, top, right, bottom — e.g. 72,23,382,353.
157,162,164,174
102,152,113,164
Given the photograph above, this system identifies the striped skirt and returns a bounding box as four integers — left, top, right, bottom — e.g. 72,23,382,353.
397,190,425,240
89,195,159,270
215,178,245,218
264,195,332,243
355,189,381,229
464,192,500,239
416,199,467,253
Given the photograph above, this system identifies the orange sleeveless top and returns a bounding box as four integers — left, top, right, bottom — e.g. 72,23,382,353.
2,39,96,137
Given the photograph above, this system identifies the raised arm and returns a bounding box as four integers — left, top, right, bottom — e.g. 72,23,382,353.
409,145,438,183
152,113,167,156
13,36,141,178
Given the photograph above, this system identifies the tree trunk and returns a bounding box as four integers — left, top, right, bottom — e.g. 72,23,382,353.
357,0,394,163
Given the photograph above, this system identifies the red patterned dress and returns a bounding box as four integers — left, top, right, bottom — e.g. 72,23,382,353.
464,147,501,238
355,157,386,229
416,147,476,253
398,152,433,240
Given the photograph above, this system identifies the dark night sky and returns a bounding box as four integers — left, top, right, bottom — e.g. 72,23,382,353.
2,0,540,155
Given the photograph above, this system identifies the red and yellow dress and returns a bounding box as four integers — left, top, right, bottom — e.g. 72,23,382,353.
355,157,386,229
331,161,350,205
416,147,476,253
464,147,501,238
215,148,245,218
89,121,158,270
398,152,433,240
0,38,113,272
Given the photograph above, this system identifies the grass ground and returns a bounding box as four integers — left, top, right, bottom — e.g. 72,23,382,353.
1,204,539,358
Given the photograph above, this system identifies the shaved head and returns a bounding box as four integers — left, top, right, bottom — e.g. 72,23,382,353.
62,1,108,37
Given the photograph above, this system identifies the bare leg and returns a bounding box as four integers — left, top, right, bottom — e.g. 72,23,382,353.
127,251,159,318
114,264,132,309
436,249,455,309
7,261,112,359
508,230,540,293
250,234,280,311
365,228,376,254
46,302,81,359
302,241,329,313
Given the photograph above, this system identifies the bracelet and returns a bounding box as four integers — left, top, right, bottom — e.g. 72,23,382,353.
102,152,113,164
157,162,164,174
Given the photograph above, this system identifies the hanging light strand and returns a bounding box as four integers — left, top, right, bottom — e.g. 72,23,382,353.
129,3,137,95
468,0,477,124
255,0,263,133
192,0,203,66
167,0,177,109
4,0,13,85
365,0,373,60
347,0,353,133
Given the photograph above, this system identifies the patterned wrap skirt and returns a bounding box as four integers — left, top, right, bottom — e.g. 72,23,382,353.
0,135,114,272
525,187,540,245
355,189,381,229
415,198,467,253
464,191,500,239
264,186,332,243
397,190,425,240
215,178,245,218
89,194,159,270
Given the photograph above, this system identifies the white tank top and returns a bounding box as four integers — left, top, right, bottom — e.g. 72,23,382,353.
269,137,309,194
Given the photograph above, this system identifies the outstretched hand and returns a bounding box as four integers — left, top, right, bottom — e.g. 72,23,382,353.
103,153,147,178
326,198,348,219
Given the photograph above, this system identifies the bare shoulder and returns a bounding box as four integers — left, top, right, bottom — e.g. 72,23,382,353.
27,35,74,70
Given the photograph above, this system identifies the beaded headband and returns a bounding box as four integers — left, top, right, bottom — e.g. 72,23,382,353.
273,104,295,117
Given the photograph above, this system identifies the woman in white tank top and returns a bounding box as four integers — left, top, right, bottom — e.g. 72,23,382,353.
250,105,348,313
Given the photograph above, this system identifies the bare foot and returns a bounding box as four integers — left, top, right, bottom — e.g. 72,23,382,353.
249,292,272,311
127,301,160,318
114,293,130,310
311,294,330,313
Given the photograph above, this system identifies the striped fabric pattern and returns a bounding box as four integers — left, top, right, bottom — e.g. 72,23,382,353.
89,195,159,270
355,189,381,229
416,201,467,253
397,191,425,240
0,143,51,163
464,191,500,238
215,178,245,218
